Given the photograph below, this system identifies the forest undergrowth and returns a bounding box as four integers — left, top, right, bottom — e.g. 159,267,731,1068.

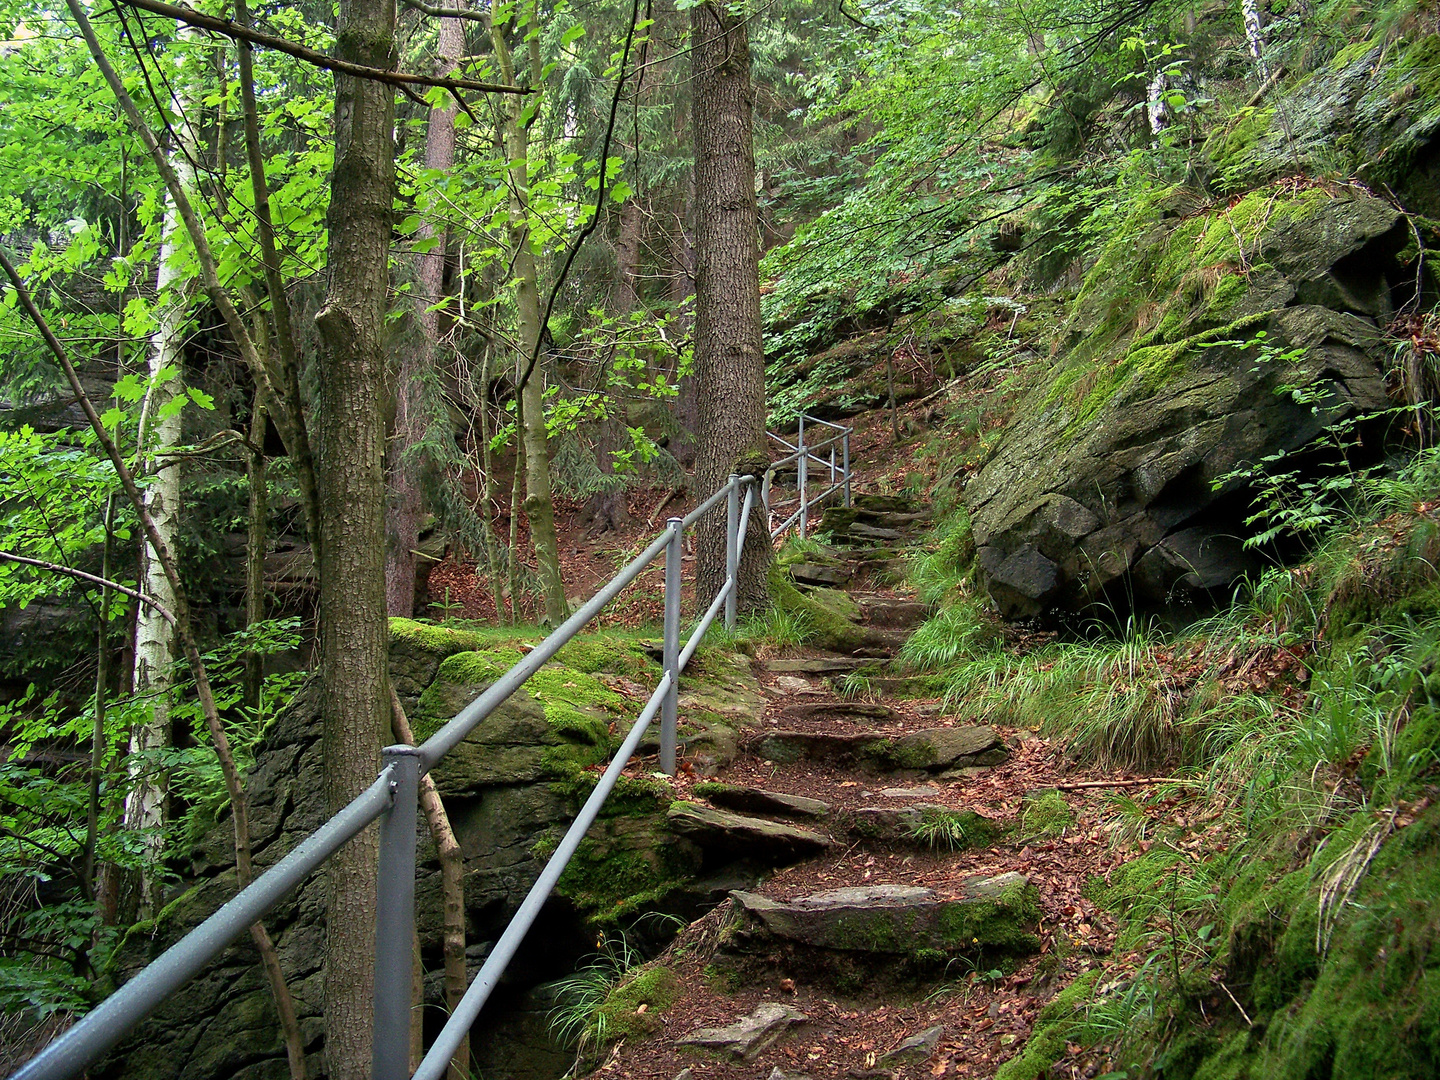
881,399,1440,1076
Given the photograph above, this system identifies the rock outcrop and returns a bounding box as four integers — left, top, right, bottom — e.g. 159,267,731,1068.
967,189,1404,617
93,622,770,1080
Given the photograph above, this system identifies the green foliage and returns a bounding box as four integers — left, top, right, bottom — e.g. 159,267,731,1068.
547,932,681,1070
908,808,999,851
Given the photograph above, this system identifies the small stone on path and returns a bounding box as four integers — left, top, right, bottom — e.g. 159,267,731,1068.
878,1025,945,1066
775,675,814,692
873,786,942,798
676,1002,808,1061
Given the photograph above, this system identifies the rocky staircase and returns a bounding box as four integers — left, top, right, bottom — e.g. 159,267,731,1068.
593,495,1079,1080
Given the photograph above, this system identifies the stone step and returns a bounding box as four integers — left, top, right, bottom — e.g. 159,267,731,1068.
848,804,999,846
854,673,946,698
726,875,1039,955
751,725,1007,772
697,783,831,820
788,561,852,587
853,494,921,515
781,700,899,723
854,594,932,628
666,801,832,861
764,656,871,675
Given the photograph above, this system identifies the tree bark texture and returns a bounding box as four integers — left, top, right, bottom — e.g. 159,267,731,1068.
690,2,772,610
585,198,643,536
490,8,569,626
668,186,699,468
124,24,201,918
314,0,396,1069
244,388,268,712
385,9,465,616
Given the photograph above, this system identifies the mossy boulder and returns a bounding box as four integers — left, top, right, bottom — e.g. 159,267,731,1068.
388,617,499,710
412,648,621,794
966,189,1400,617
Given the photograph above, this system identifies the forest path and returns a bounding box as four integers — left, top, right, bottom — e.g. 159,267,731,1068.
598,496,1137,1080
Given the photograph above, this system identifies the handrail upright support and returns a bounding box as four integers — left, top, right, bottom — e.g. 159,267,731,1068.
725,476,740,631
842,432,852,508
372,745,421,1080
797,450,808,540
660,518,683,775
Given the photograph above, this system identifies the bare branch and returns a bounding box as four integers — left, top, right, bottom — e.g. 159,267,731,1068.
399,0,490,21
114,0,529,95
0,551,177,625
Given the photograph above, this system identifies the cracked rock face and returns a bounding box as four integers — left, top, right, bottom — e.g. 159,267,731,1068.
966,192,1404,618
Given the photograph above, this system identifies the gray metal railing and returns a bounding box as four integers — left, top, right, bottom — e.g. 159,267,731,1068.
16,475,759,1080
763,413,852,540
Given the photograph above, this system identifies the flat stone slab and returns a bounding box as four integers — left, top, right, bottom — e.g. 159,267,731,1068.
879,1025,945,1066
677,1002,808,1061
753,730,883,765
702,784,831,820
667,801,832,859
764,657,868,674
753,727,1005,772
790,562,852,587
873,786,943,798
784,701,897,722
849,522,905,541
774,675,818,692
731,874,1038,954
855,596,933,629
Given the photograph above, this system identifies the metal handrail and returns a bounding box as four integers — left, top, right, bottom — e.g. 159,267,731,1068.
763,413,852,540
17,476,760,1080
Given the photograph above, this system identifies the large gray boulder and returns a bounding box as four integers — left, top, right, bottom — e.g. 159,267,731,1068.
966,190,1402,617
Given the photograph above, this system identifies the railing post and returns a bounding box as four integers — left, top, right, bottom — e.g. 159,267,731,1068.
797,451,808,540
661,517,683,775
373,745,421,1080
725,476,740,632
842,430,851,508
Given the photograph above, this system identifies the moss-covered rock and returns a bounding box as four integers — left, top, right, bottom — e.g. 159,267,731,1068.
1020,788,1074,839
413,648,624,792
769,562,879,653
389,616,502,709
1206,32,1440,216
966,189,1400,617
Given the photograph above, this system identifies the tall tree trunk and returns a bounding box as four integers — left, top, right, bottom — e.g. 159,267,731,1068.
1242,0,1268,79
668,179,698,468
491,6,570,626
124,27,201,916
386,10,465,616
585,198,642,536
313,0,396,1068
244,388,268,713
690,1,771,609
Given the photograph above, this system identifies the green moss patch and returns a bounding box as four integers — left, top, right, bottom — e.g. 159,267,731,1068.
1020,789,1074,839
593,965,681,1044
